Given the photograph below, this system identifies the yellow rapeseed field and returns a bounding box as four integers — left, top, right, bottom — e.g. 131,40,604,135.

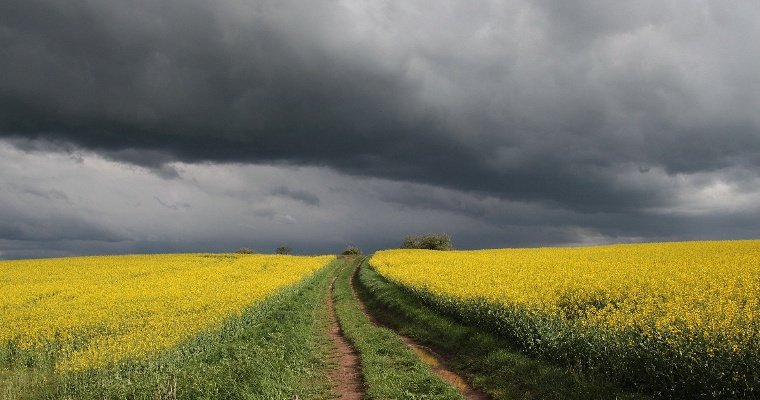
0,253,333,372
371,240,760,395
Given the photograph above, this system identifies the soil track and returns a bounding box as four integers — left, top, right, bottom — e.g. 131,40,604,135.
348,261,491,400
327,275,364,399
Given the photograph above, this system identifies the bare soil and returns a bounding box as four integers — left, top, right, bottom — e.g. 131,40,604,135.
349,263,491,400
326,275,364,399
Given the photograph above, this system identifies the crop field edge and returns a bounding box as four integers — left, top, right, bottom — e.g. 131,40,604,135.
356,258,650,400
2,258,341,400
370,242,760,398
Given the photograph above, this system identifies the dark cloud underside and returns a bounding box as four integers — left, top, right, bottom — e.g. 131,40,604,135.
1,1,760,257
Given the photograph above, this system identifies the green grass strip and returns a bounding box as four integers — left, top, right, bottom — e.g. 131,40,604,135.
6,261,339,400
332,258,463,399
356,259,650,400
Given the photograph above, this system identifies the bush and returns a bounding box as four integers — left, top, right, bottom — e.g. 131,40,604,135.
341,246,362,256
276,245,292,255
235,248,255,254
401,233,453,250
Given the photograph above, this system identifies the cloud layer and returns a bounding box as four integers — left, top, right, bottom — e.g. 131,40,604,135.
1,1,759,257
2,142,758,259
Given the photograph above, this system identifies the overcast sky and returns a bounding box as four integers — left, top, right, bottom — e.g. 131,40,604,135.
1,0,759,259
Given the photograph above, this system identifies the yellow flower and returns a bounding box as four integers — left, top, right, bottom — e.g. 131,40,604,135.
0,253,333,371
371,240,760,364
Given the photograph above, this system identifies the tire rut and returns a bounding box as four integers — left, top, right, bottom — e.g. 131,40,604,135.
327,274,364,399
348,260,491,400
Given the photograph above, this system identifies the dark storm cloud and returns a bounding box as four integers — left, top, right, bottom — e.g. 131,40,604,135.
1,0,760,249
0,0,448,164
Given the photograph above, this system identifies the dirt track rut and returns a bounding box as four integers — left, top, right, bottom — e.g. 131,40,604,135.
348,261,490,400
327,275,364,399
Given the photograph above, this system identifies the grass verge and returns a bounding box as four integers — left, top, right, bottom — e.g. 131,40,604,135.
356,259,650,400
332,257,463,399
2,261,339,400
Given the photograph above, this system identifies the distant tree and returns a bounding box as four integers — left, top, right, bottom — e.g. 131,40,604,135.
401,235,422,249
235,247,255,254
276,245,292,255
401,233,453,250
341,246,362,256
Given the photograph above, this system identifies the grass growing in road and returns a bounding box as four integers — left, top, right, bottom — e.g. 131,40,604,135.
2,260,339,400
332,257,463,399
356,259,649,400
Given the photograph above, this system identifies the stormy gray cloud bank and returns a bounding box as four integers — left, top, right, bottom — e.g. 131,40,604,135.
1,0,759,258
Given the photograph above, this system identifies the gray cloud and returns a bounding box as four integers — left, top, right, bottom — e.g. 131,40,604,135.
0,215,122,242
252,209,298,224
8,183,70,203
3,0,758,211
153,196,191,211
0,142,759,259
271,186,320,207
1,1,760,257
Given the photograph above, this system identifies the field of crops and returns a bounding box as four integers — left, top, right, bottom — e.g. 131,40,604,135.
370,240,760,397
0,253,333,373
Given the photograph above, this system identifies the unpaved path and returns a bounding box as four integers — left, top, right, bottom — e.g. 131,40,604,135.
327,275,364,399
349,262,491,400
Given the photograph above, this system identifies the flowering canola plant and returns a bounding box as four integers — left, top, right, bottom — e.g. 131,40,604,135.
370,240,760,396
0,253,333,372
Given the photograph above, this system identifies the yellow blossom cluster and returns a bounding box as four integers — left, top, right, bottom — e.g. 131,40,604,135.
0,253,333,372
371,240,760,395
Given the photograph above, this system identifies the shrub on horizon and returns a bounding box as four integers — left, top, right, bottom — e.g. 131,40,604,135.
341,246,362,256
276,245,292,255
401,233,453,250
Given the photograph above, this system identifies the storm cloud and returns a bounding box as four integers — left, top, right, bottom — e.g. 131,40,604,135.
1,1,759,257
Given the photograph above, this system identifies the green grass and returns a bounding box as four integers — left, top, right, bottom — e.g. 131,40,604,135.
332,257,463,399
1,255,658,399
356,259,650,400
2,261,340,400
